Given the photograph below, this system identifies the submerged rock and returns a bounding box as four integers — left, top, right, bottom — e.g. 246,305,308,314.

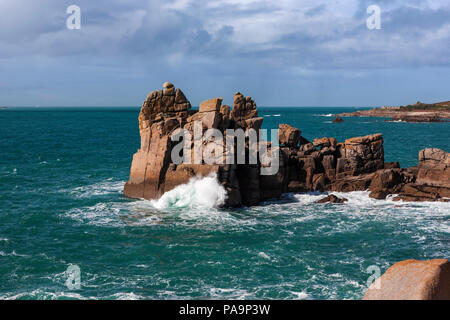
363,259,450,300
316,195,348,204
333,116,344,123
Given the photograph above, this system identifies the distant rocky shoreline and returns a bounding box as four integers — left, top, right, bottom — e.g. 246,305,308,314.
124,83,450,206
337,101,450,122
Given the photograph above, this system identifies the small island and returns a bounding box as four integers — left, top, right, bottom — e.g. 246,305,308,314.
337,101,450,122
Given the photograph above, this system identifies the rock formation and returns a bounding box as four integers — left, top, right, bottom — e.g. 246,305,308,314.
363,259,450,300
316,195,348,204
368,148,450,202
124,83,264,207
125,84,450,206
388,115,444,122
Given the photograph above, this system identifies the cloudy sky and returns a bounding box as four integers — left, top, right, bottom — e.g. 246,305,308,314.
0,0,449,106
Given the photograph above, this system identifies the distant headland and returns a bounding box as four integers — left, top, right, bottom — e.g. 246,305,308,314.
337,101,450,122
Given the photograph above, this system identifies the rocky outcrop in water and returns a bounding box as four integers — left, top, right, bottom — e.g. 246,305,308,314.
363,259,450,300
124,83,264,207
316,195,348,204
124,84,450,206
366,148,450,202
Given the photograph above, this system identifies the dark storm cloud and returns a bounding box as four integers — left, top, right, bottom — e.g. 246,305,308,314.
0,0,449,106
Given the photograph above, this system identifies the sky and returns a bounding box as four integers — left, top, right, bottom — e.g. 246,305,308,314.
0,0,449,107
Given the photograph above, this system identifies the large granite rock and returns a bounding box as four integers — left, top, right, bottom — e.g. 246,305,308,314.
279,124,301,148
392,148,450,202
231,92,258,123
338,133,384,177
417,148,450,188
125,83,264,207
363,259,450,300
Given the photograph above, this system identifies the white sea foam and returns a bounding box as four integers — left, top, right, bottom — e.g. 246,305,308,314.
258,252,271,260
150,173,227,209
0,250,29,257
110,292,143,300
64,202,124,226
0,289,97,300
290,291,309,300
70,180,125,198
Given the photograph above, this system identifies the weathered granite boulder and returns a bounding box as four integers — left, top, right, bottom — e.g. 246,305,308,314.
279,124,301,148
316,194,348,204
125,83,266,207
338,133,384,177
368,169,402,199
199,97,223,113
231,92,258,123
393,148,450,202
363,259,450,300
417,148,450,188
314,137,337,149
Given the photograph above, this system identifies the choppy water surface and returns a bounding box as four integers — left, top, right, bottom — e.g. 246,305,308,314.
0,107,449,300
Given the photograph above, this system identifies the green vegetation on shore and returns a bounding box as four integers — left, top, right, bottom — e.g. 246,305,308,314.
400,101,450,111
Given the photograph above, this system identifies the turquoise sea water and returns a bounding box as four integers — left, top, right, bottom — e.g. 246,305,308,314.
0,107,449,300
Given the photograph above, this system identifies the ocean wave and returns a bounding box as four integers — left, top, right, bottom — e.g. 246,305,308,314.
62,181,450,237
290,291,310,300
64,202,125,227
313,114,334,117
0,250,29,257
263,114,281,117
109,292,143,300
0,289,102,300
150,173,226,210
69,180,125,198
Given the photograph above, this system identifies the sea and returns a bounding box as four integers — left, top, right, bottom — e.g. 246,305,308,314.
0,106,449,300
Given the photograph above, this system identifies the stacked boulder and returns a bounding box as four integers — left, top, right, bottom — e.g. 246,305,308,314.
278,130,385,194
124,83,265,207
368,148,450,202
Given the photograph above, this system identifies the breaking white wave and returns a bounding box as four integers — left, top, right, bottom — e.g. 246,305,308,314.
290,291,310,300
313,113,334,117
150,173,227,210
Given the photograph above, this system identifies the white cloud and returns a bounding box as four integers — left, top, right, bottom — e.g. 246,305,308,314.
0,0,449,69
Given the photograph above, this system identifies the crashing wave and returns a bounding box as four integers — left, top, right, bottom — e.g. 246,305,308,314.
150,173,227,209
